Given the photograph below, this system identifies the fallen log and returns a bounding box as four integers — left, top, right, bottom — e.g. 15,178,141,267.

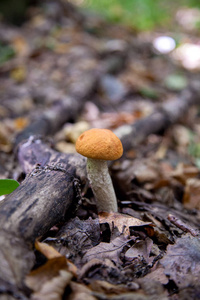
0,137,86,298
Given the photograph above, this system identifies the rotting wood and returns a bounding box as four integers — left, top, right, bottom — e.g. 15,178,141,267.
0,137,86,297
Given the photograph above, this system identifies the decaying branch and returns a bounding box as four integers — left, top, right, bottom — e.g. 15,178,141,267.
15,72,96,146
115,82,200,153
0,137,86,297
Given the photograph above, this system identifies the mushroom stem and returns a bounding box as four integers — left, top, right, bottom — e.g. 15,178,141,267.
87,158,118,212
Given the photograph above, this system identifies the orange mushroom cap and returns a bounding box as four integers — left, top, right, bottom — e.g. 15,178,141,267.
75,128,123,160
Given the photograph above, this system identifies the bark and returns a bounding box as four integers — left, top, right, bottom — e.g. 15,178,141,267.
0,137,86,297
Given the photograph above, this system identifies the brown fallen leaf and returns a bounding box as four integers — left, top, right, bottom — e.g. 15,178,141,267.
35,241,77,276
138,277,168,300
61,121,90,143
172,125,190,148
144,264,168,285
35,241,62,259
171,163,199,185
31,270,72,300
0,122,13,152
89,111,141,129
99,212,152,237
55,141,76,154
160,234,200,288
89,279,139,295
68,282,96,300
133,161,159,183
79,258,117,280
183,177,200,210
124,237,153,264
144,213,175,245
26,257,73,300
145,162,199,192
90,278,167,300
83,235,129,264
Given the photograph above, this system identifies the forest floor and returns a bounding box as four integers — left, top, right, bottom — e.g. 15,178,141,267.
0,1,200,299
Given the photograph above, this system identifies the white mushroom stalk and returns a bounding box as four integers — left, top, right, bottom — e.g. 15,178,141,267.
87,158,118,212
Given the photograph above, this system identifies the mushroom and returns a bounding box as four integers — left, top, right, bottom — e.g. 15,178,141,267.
75,128,123,212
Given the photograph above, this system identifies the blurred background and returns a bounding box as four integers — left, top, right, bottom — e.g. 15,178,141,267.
74,0,200,32
1,0,200,158
1,0,200,31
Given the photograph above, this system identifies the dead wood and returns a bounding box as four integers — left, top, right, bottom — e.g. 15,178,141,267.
115,82,200,153
15,72,97,146
0,137,86,297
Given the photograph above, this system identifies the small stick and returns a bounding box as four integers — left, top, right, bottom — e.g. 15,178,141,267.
167,214,199,237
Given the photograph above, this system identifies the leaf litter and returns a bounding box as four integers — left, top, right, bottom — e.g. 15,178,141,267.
0,1,200,299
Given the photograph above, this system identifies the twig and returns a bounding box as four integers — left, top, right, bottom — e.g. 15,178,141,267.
167,214,199,237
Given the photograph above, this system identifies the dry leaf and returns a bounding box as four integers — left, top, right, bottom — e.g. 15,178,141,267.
68,282,96,300
79,258,116,279
26,257,71,288
26,257,74,300
89,280,137,294
35,241,77,276
172,125,190,148
99,212,152,237
144,264,168,285
171,163,199,185
0,122,13,152
90,279,167,300
35,241,62,259
30,270,72,300
55,141,76,154
160,234,200,288
124,237,153,264
183,178,200,210
134,162,158,183
89,111,140,129
83,235,128,264
154,143,168,160
62,121,90,143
